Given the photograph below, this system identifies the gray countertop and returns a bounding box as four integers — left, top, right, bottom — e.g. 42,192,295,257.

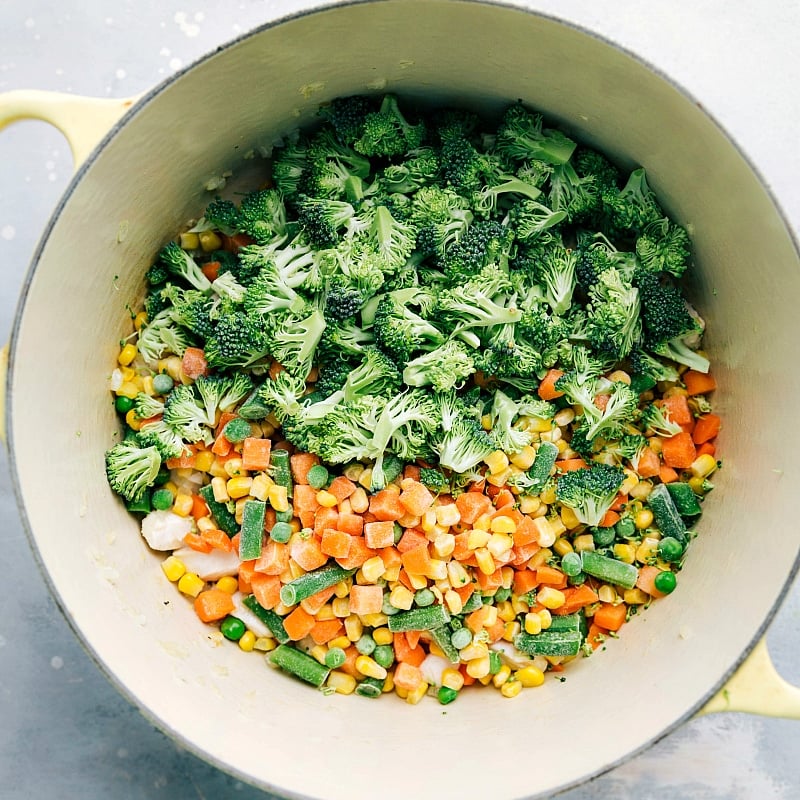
1,2,799,798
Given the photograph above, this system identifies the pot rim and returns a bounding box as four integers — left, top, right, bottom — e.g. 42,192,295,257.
6,1,800,797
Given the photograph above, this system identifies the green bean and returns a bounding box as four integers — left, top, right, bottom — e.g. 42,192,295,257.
387,603,450,633
270,645,330,687
279,563,356,606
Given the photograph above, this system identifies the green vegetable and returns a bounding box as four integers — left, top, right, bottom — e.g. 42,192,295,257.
198,483,239,536
151,488,174,511
222,417,252,443
387,604,451,633
270,644,330,687
355,634,376,656
658,536,684,562
356,677,386,698
152,373,174,395
105,441,161,503
437,686,459,705
242,595,290,644
115,395,134,414
414,588,435,607
271,449,293,499
220,615,246,641
548,613,588,636
279,563,357,606
269,521,293,543
580,550,639,590
429,626,461,664
372,645,395,669
450,627,473,650
647,483,689,545
666,481,703,517
239,499,266,560
556,463,625,527
514,630,583,657
654,570,678,595
306,464,330,489
324,647,346,669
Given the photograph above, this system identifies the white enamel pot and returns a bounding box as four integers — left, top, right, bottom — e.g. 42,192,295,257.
2,2,799,798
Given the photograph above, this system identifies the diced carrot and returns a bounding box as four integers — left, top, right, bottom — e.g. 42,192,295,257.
393,661,424,691
379,547,403,572
466,605,495,633
191,493,210,521
337,512,364,536
593,602,628,631
301,585,337,615
492,488,515,510
238,559,256,594
221,232,255,253
403,465,421,481
593,393,610,412
555,458,589,472
250,573,281,610
230,532,241,551
455,492,492,525
511,541,541,567
661,431,697,470
201,261,221,282
683,369,717,396
598,509,620,528
201,528,234,552
182,347,208,380
393,633,426,668
398,568,415,591
215,411,238,437
396,528,428,554
211,431,233,457
254,540,289,575
241,437,272,471
452,532,472,562
194,588,236,622
610,492,628,512
320,528,353,559
283,606,317,641
453,583,475,604
697,441,716,457
405,629,422,649
538,368,565,401
292,484,320,518
512,516,538,547
512,568,540,596
636,565,669,599
459,665,477,686
693,413,721,444
401,544,432,577
634,446,661,479
313,507,339,535
268,360,285,380
166,447,197,469
586,622,607,650
369,489,406,521
290,536,328,572
364,520,396,550
399,482,436,517
327,475,357,503
309,618,344,646
658,465,679,483
485,618,505,642
349,584,384,616
290,452,321,485
535,565,568,587
552,583,599,615
183,532,213,553
263,507,277,534
475,567,503,593
335,537,377,570
299,510,316,529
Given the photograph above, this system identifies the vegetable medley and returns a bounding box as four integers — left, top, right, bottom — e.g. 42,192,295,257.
105,95,721,703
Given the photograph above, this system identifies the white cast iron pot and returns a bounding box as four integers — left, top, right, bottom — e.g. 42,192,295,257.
2,2,799,798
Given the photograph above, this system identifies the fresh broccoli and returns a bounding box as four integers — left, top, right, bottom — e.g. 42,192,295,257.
602,167,663,237
269,306,327,380
162,286,215,340
434,415,496,474
373,293,445,362
354,94,426,157
242,241,318,317
257,369,308,422
439,219,514,283
162,384,213,444
548,161,602,224
295,194,369,249
323,281,364,321
104,440,162,503
133,392,165,420
600,433,646,464
489,390,534,454
532,244,578,315
573,147,621,192
555,462,625,526
316,236,385,298
368,205,417,271
635,217,691,278
640,401,683,437
319,95,375,145
203,310,272,370
584,268,642,360
137,308,192,364
516,396,557,421
271,137,310,199
580,381,640,442
210,271,247,304
311,396,386,465
317,318,376,360
237,189,288,244
637,271,710,372
194,374,253,427
137,419,188,460
509,199,568,241
554,368,602,418
473,326,544,393
574,232,636,291
495,103,577,166
158,241,213,293
203,197,241,235
410,185,473,258
402,340,475,392
306,129,374,182
439,130,486,195
628,348,680,389
145,260,171,287
302,156,370,203
419,468,449,492
515,304,570,366
340,347,403,401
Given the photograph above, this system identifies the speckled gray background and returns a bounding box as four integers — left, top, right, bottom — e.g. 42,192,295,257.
1,2,799,798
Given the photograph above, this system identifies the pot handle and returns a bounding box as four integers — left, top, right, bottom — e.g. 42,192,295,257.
0,90,136,445
700,638,800,718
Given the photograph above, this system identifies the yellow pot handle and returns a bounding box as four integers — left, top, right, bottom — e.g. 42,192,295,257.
700,638,800,718
0,89,136,445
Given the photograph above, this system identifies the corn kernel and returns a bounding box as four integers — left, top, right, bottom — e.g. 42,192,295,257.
360,556,386,584
216,576,238,594
635,509,654,530
549,516,567,537
198,230,223,252
442,668,464,691
446,560,470,588
161,556,186,582
334,580,351,599
117,342,137,366
503,620,521,642
316,490,338,508
315,604,336,621
384,564,401,583
552,537,574,557
691,453,717,478
309,645,328,664
328,636,351,651
355,655,388,680
177,572,205,597
172,492,193,517
529,416,554,433
629,480,653,500
532,516,555,547
466,655,491,679
196,514,215,533
178,231,200,250
444,589,463,614
635,537,660,564
124,408,142,431
492,664,512,688
487,533,514,559
253,636,277,652
432,533,456,559
267,485,289,512
473,512,493,532
516,665,545,687
221,458,243,477
484,450,510,476
509,445,537,470
537,587,566,610
350,487,369,514
435,503,461,528
226,476,253,500
209,459,229,479
407,572,428,590
537,609,552,630
524,612,542,635
327,670,357,695
389,585,415,610
614,543,636,564
373,627,393,646
405,681,429,705
467,528,491,549
237,631,256,652
344,614,363,642
486,467,513,487
249,473,272,502
490,515,516,535
426,559,448,581
560,504,582,530
362,612,389,628
624,587,650,605
540,483,557,504
497,600,516,623
475,548,496,576
191,449,213,473
357,467,373,490
518,495,541,515
573,533,596,553
598,585,618,604
501,678,523,698
459,642,488,661
511,595,529,615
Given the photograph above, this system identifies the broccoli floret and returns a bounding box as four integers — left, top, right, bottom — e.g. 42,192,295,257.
137,418,188,460
434,415,496,474
342,347,403,401
162,383,214,444
573,147,621,192
640,401,683,437
603,433,647,464
440,219,514,283
324,281,364,321
315,236,385,299
368,205,417,272
242,241,318,317
194,374,253,427
105,440,162,503
554,368,601,418
236,189,287,244
439,130,485,195
584,268,642,360
380,147,441,193
575,232,636,291
628,348,680,389
580,381,640,442
474,170,545,218
532,244,578,315
204,310,272,370
307,129,373,180
270,306,327,379
637,271,710,372
271,137,310,199
516,305,570,366
257,370,308,422
295,194,369,249
516,396,557,420
354,95,426,157
137,308,193,364
162,286,215,340
319,95,375,145
203,197,241,235
495,104,577,166
419,468,449,492
373,294,445,362
602,167,663,237
635,217,692,278
146,260,171,287
312,396,386,464
473,326,544,393
158,241,213,293
314,356,356,396
509,199,568,241
133,392,165,420
555,462,625,526
489,390,534,454
402,340,475,392
548,161,601,224
210,271,247,304
317,318,376,360
410,185,473,258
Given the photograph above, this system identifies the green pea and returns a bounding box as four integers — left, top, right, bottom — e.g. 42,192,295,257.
270,522,293,543
373,644,395,669
220,615,246,641
450,627,472,650
614,517,636,539
561,551,583,576
658,536,684,562
437,686,458,705
355,634,376,655
654,570,677,594
381,596,400,616
152,373,174,395
306,465,329,489
222,417,253,443
115,395,134,414
593,525,616,547
324,647,346,669
151,488,174,511
414,588,435,607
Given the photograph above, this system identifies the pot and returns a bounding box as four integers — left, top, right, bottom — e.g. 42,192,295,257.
1,2,799,798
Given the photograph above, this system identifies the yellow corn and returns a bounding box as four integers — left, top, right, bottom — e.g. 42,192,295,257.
349,487,369,514
475,548,496,576
573,533,596,553
216,576,238,594
344,614,363,642
511,595,529,615
198,230,223,252
178,231,200,250
484,450,509,476
532,516,555,547
227,476,253,499
193,450,214,473
435,504,461,528
444,589,463,615
629,480,653,500
316,604,336,621
327,670,357,695
253,636,277,652
635,537,660,564
490,515,516,535
426,559,448,581
559,504,582,530
118,343,137,366
141,375,155,396
528,416,554,433
161,556,186,582
132,310,148,331
316,490,338,508
248,473,272,501
539,484,557,505
116,381,139,401
620,470,639,496
598,585,618,604
223,458,246,478
473,512,493,532
238,631,256,652
524,612,542,635
373,627,393,646
496,600,516,623
362,613,389,629
172,492,194,517
359,557,385,584
209,459,229,479
486,533,513,558
466,655,491,679
432,533,456,560
502,620,521,642
614,543,636,564
509,445,536,470
355,655,388,680
334,580,351,599
537,587,566,610
486,467,513,487
309,645,328,665
124,408,142,431
407,572,428,590
177,572,205,597
518,495,541,515
459,642,488,662
537,609,552,630
446,560,469,588
442,668,465,691
210,476,230,504
691,454,717,478
492,664,512,687
328,636,351,651
357,467,373,490
624,587,650,605
405,681,429,705
268,485,289,512
500,679,523,698
552,537,574,557
516,666,545,687
635,509,654,530
389,585,415,610
467,529,491,550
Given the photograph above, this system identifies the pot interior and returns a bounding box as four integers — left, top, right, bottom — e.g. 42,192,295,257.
8,2,800,798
